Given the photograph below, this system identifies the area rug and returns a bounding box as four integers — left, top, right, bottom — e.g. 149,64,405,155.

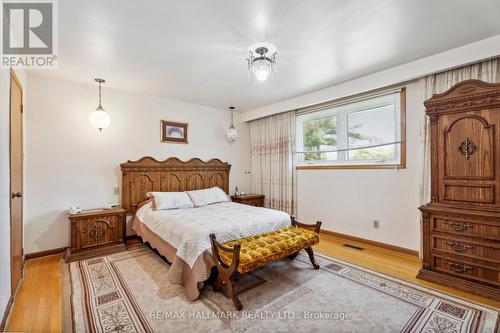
63,245,499,333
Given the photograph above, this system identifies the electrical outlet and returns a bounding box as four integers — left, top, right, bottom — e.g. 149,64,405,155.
373,220,380,229
113,187,119,195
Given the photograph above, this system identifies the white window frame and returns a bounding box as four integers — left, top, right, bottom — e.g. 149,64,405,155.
296,89,406,169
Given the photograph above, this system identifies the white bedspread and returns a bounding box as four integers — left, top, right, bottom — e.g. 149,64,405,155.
135,201,291,267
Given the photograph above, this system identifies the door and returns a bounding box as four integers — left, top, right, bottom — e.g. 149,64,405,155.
10,70,23,295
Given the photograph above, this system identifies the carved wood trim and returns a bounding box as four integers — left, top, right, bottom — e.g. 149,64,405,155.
120,157,231,213
425,80,500,115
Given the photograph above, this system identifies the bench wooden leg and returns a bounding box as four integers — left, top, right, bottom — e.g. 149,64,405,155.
225,278,242,311
210,233,244,311
288,251,299,260
213,274,223,292
305,247,320,269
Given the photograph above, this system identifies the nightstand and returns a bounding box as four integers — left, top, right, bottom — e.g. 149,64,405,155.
65,207,127,262
231,194,265,207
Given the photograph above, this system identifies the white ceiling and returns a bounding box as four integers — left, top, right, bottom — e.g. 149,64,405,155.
36,0,500,111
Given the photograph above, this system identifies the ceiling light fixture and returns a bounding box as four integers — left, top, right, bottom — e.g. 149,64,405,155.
246,43,277,81
90,78,111,131
226,106,238,143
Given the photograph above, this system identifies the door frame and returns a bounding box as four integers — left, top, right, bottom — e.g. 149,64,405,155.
9,69,24,296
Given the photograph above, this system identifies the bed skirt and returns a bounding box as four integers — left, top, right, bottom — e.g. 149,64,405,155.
132,217,215,301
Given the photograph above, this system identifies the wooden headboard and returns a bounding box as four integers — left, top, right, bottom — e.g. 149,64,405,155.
120,157,231,213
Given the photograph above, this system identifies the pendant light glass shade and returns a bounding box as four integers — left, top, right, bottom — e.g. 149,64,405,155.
226,106,238,142
251,58,272,81
91,78,110,131
90,107,111,131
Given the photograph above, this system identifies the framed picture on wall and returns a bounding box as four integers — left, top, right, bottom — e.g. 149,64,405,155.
161,120,188,144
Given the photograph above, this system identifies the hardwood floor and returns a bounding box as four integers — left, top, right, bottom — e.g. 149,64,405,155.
5,234,500,332
6,253,63,333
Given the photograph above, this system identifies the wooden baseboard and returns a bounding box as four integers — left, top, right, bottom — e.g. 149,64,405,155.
320,229,419,257
24,247,67,260
24,237,143,261
0,295,13,331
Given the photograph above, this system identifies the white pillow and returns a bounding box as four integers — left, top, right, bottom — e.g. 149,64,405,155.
147,192,194,210
186,187,230,207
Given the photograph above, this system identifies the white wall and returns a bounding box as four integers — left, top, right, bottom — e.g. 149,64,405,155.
296,81,424,251
0,69,27,323
25,74,250,253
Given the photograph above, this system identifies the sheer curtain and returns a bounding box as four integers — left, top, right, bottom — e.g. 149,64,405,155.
250,111,296,215
418,58,500,206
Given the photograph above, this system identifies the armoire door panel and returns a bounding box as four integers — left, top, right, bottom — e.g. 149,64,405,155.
442,114,495,180
443,184,495,205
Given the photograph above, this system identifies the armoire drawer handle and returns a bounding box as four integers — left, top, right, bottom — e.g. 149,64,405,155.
443,221,472,232
444,261,472,274
442,240,473,252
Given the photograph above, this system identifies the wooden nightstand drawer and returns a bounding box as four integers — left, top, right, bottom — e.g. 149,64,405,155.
231,194,265,207
66,208,127,262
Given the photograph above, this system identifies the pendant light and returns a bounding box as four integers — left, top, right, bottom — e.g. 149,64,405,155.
226,106,238,142
89,78,111,131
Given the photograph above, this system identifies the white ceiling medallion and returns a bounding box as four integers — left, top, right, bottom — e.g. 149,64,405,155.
226,106,238,143
246,42,277,81
90,78,111,131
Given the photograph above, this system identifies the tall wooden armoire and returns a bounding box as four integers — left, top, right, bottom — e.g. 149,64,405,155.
418,80,500,300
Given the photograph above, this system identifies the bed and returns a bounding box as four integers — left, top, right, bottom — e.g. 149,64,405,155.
121,157,290,300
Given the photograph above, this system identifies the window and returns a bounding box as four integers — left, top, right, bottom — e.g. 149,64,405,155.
296,89,405,169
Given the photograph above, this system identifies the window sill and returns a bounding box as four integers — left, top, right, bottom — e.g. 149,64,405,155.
296,163,406,170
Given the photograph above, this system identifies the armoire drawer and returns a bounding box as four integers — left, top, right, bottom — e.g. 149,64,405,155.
432,255,500,286
432,217,500,241
431,234,500,262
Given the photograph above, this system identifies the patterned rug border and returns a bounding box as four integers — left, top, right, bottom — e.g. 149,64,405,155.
312,251,500,313
63,245,500,333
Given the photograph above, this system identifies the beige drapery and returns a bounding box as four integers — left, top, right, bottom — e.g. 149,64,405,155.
418,58,500,206
250,111,296,215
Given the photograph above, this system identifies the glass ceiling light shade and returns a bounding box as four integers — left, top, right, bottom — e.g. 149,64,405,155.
226,106,238,143
247,44,277,81
252,58,273,81
90,78,111,131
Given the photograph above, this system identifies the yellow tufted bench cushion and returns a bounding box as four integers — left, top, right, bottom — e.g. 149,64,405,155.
218,226,320,273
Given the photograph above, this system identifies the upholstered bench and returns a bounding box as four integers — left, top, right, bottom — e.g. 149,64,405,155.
209,217,322,310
